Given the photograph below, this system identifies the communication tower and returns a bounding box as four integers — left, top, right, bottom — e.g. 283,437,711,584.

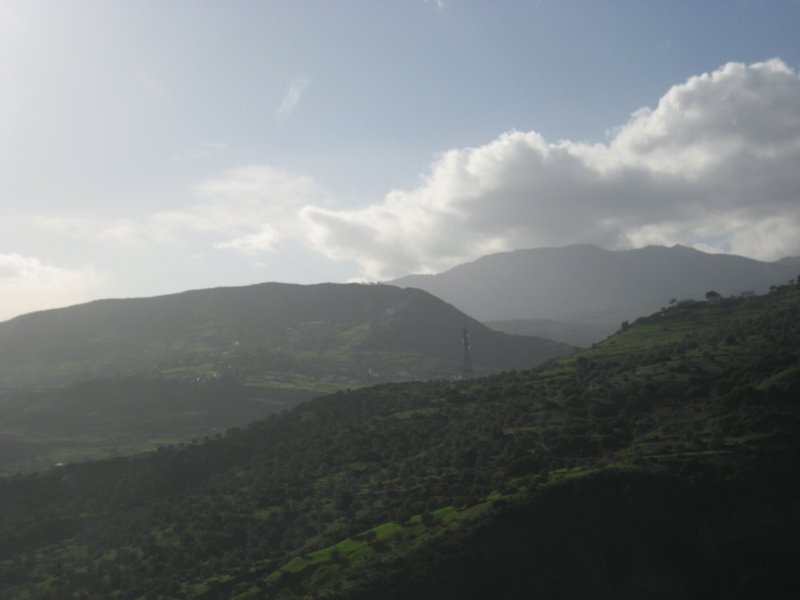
462,326,474,380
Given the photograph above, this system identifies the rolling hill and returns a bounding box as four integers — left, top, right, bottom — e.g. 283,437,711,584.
1,281,798,599
0,282,570,387
0,282,571,475
391,244,799,346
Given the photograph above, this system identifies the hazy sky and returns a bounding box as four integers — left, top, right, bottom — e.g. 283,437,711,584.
2,0,800,321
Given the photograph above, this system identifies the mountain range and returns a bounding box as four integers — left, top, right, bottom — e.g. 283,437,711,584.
392,244,800,346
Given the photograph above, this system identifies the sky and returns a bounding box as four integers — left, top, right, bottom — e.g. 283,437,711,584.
2,0,800,322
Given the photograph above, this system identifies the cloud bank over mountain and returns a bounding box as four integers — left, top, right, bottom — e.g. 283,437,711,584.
301,59,800,279
5,59,799,322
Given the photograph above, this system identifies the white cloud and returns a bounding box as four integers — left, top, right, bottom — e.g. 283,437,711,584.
30,216,95,235
195,164,324,251
301,59,800,279
216,224,280,253
0,253,103,321
26,60,800,286
32,165,325,254
275,76,310,124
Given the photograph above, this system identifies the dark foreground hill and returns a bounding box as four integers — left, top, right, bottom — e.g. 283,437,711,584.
392,244,799,345
1,284,799,599
0,283,570,474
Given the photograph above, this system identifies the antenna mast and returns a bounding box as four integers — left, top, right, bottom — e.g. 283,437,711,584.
462,326,473,380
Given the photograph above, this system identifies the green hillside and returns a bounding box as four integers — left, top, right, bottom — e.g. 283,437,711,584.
0,379,312,476
0,282,570,387
0,283,570,475
1,284,798,599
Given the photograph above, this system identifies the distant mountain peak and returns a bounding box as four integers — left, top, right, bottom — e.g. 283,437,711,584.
390,245,798,345
777,255,800,266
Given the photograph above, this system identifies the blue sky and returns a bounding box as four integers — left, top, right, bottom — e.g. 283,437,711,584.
2,0,800,320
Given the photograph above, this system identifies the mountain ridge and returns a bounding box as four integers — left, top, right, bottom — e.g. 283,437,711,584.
391,244,798,344
0,282,571,387
0,281,572,474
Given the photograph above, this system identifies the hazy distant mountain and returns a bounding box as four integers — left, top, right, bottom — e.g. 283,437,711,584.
777,255,800,266
392,244,799,345
0,282,571,387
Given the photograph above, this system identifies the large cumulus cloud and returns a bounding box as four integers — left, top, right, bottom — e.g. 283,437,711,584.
301,59,800,279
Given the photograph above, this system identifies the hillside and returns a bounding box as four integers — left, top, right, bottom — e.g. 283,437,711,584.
1,282,798,599
0,378,309,476
0,282,569,387
0,283,570,475
391,244,799,345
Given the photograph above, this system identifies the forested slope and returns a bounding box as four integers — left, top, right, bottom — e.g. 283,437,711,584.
1,284,798,599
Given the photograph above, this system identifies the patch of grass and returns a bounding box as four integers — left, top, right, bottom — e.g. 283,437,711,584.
234,505,462,598
245,379,356,394
253,507,280,520
548,465,600,482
